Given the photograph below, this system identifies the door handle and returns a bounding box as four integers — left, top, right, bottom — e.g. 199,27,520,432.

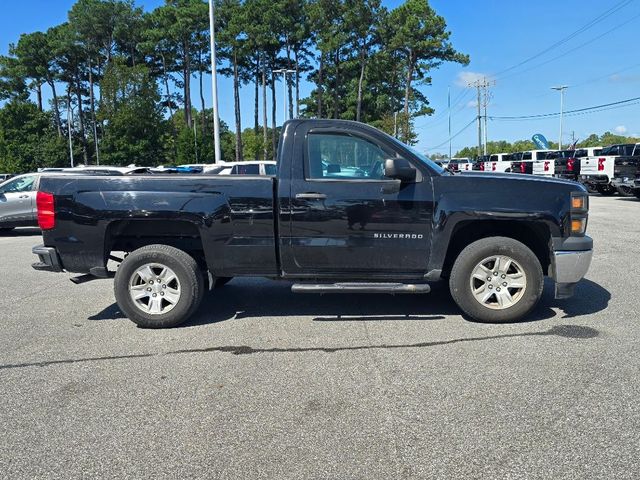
19,195,29,199
295,193,327,200
380,182,401,195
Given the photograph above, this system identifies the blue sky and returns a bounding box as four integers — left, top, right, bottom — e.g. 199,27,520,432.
2,0,640,156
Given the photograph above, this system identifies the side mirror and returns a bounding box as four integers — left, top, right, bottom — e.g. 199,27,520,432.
384,158,416,182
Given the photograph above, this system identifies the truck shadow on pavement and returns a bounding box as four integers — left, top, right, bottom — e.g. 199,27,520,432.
88,277,610,327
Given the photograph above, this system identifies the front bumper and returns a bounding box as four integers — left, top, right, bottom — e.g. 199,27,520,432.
550,236,593,299
32,244,63,272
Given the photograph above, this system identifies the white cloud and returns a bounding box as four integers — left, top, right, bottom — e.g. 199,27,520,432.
615,125,628,134
455,71,493,88
466,100,478,109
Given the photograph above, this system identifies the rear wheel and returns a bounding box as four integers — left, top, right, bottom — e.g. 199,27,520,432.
596,184,616,196
114,244,204,328
449,237,544,323
617,185,635,197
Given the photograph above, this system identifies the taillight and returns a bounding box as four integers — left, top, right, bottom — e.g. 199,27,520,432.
567,158,575,172
544,161,550,172
520,163,526,173
492,162,497,171
598,158,605,171
36,191,55,230
480,163,485,171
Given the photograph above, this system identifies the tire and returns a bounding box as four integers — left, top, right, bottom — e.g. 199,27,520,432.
617,186,634,197
114,244,204,328
214,276,233,288
449,237,544,323
596,184,616,196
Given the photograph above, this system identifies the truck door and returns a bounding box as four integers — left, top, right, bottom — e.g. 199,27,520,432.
281,125,434,277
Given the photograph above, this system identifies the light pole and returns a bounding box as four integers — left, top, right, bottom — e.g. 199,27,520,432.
208,0,221,163
274,68,295,125
551,85,568,150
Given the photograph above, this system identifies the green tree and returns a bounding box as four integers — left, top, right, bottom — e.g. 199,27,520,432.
385,0,468,143
0,101,68,173
98,60,167,165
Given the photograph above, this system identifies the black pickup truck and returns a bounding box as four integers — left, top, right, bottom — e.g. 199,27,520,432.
32,119,593,328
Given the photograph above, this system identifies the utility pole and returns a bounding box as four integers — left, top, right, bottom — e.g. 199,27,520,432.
67,90,74,168
208,0,221,163
476,83,482,157
551,85,568,150
448,86,452,159
467,77,495,157
274,69,296,125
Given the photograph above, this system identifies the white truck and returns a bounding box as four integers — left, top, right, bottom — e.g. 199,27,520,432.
483,153,513,173
580,143,640,195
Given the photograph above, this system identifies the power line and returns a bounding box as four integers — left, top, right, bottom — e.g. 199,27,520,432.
427,116,478,150
489,95,640,121
497,11,640,83
493,0,634,78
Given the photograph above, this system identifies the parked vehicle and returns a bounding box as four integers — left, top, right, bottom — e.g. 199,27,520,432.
204,161,277,176
483,153,514,173
510,150,552,175
0,174,14,182
632,170,640,199
580,144,640,195
1,168,148,232
32,119,592,328
0,174,38,231
553,147,602,182
447,157,474,172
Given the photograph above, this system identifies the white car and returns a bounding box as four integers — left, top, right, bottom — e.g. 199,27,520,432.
510,150,552,175
0,173,38,231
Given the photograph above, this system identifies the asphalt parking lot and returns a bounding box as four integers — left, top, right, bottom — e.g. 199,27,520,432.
0,195,639,479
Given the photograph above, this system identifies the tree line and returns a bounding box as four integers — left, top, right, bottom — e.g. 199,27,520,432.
450,131,640,159
0,0,467,174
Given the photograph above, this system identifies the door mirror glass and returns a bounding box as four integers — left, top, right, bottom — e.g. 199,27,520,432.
384,158,416,182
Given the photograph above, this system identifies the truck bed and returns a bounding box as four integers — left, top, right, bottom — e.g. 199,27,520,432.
37,174,278,276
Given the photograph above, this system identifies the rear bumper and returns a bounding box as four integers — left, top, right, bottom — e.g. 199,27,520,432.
32,244,63,272
550,236,593,299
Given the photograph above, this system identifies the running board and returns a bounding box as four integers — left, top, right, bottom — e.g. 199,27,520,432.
291,282,431,294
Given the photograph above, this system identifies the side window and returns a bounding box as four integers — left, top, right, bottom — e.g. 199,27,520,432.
307,133,389,180
523,152,532,160
264,164,277,175
1,175,35,193
231,164,260,175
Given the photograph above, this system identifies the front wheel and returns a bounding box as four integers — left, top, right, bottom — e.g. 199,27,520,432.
449,237,544,323
114,244,204,328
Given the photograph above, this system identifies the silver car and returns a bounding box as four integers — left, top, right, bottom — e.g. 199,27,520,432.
0,173,38,232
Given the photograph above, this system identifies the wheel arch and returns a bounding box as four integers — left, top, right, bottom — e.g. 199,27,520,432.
439,220,551,278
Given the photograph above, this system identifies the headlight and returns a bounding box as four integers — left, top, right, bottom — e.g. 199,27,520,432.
570,192,588,235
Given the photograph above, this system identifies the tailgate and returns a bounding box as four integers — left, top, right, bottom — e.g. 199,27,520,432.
532,160,554,176
581,156,610,176
613,158,640,179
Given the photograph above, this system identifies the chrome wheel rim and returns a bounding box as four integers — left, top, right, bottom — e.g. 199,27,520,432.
470,255,527,310
129,263,181,315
